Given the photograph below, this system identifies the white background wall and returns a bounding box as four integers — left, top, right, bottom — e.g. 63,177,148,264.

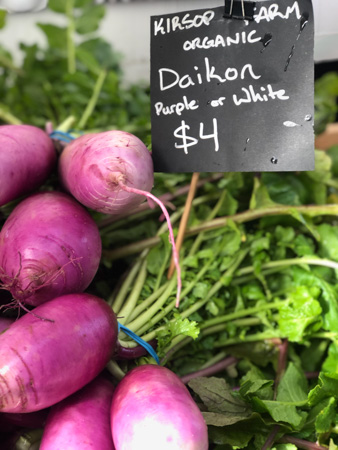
0,0,337,84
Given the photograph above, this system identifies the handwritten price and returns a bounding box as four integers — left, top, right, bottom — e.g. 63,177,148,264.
174,119,219,155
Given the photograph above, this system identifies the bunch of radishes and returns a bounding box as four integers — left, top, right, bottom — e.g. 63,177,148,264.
0,124,207,449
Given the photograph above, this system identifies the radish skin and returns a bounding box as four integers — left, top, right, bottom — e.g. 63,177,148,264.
0,317,14,334
0,293,118,413
59,130,181,306
40,377,115,450
0,125,56,207
0,192,102,306
111,365,208,450
59,130,154,215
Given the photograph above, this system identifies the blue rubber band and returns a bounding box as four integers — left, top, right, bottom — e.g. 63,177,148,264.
118,322,160,365
49,131,76,142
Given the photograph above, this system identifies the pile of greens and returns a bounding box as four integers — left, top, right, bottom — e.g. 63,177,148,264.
0,2,338,449
99,149,338,449
0,0,151,141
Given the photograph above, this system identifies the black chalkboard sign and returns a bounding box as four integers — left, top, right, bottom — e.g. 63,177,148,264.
150,0,315,173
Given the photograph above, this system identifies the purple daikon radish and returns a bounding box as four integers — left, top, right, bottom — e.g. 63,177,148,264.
0,293,118,413
0,317,14,334
58,130,181,306
0,125,56,207
111,365,208,450
0,191,101,307
40,377,115,450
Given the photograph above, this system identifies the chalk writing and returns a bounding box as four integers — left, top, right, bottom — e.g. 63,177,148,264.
155,96,199,116
159,61,261,91
174,119,219,155
254,2,301,23
151,0,314,173
183,30,262,51
233,84,289,105
153,10,215,36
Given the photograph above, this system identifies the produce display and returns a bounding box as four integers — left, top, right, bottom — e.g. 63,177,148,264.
0,2,338,449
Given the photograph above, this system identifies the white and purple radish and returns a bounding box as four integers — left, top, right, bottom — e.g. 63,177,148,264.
0,125,56,207
0,293,118,413
110,364,208,450
58,130,181,306
0,191,102,307
40,376,115,450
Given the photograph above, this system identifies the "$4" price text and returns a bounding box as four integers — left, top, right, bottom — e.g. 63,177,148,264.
174,119,219,155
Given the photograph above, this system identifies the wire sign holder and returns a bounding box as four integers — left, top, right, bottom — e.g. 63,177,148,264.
224,0,256,20
150,0,315,173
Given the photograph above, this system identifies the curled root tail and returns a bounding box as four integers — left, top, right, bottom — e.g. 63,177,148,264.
119,182,182,307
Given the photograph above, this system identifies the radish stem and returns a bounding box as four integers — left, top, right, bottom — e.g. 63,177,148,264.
0,104,22,125
106,360,125,381
111,259,143,312
181,356,238,384
117,259,148,325
78,69,107,129
105,204,338,259
66,0,76,75
167,172,200,279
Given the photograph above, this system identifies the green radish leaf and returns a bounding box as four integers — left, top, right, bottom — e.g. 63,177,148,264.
75,5,105,35
239,366,274,401
322,341,338,373
209,424,254,448
250,177,278,210
289,210,320,241
289,267,338,332
48,0,67,13
252,397,307,428
157,315,199,355
262,172,308,206
276,363,308,403
240,379,274,400
74,0,92,7
192,282,210,300
278,286,323,342
37,24,68,51
146,245,164,275
209,413,275,449
293,234,316,257
219,190,239,216
306,150,332,183
77,38,121,70
311,180,328,205
309,373,338,406
75,46,102,75
188,376,252,420
329,439,338,450
315,396,336,434
0,10,7,29
327,145,338,176
202,411,251,427
317,224,338,262
300,340,330,372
